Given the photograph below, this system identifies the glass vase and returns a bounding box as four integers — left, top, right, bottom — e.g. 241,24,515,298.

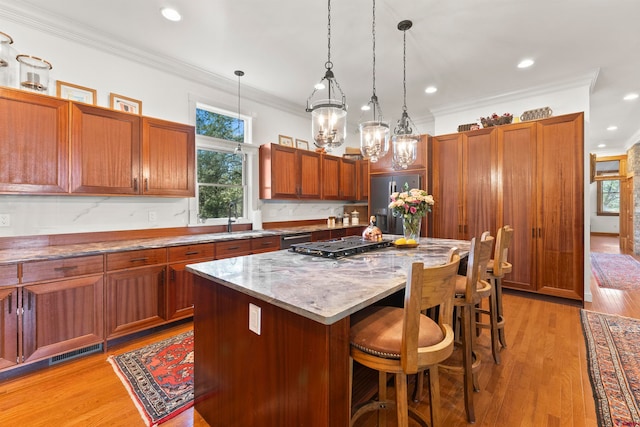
402,216,422,242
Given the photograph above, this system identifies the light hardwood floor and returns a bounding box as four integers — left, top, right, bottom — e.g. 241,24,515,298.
0,235,633,426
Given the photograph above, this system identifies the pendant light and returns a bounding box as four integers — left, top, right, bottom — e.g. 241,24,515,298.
234,70,244,154
392,20,419,170
305,0,347,153
359,0,389,163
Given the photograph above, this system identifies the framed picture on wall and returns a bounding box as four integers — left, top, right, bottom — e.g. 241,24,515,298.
278,134,294,147
56,81,97,105
110,93,142,115
295,139,309,150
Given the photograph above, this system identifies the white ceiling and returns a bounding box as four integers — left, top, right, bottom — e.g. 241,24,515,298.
3,0,640,154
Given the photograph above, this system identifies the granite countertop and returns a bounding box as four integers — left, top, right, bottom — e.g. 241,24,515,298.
187,236,470,325
0,223,365,264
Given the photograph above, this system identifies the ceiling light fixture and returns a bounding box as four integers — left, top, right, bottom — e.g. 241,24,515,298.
305,0,347,153
623,93,639,101
392,20,419,170
234,70,244,154
358,0,389,163
607,125,618,131
517,59,534,68
598,143,607,148
160,7,182,22
425,86,438,94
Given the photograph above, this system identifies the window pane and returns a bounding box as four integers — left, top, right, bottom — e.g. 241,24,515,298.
196,108,243,142
601,180,620,213
197,150,242,185
198,185,244,219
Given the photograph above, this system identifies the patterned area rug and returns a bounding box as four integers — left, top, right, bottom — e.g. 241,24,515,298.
581,310,640,427
591,253,640,290
107,330,194,427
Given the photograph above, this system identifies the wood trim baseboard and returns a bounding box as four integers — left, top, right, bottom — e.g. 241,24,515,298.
590,232,619,237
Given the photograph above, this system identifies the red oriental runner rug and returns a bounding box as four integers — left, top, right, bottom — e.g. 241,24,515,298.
591,253,640,291
107,330,194,427
581,310,640,427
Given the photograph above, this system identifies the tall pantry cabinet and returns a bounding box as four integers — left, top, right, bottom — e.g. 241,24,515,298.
432,113,584,300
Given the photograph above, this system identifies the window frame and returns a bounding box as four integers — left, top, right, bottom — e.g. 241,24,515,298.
596,179,620,216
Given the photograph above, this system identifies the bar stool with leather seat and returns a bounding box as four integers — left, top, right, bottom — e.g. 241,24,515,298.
438,235,494,424
349,248,461,427
476,225,513,364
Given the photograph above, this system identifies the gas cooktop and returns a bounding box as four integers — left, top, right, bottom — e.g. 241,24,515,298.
289,236,392,258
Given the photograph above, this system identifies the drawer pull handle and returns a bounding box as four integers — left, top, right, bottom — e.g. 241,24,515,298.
185,251,200,255
7,293,11,314
262,242,271,246
226,246,240,250
54,266,78,272
130,257,149,262
133,177,138,191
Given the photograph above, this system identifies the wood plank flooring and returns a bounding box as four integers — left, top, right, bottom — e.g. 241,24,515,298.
0,235,632,426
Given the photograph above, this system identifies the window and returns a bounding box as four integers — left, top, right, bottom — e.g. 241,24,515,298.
195,103,250,221
597,179,620,216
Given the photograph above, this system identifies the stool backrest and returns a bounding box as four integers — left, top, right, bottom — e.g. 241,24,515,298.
402,248,460,372
493,225,514,276
462,235,494,303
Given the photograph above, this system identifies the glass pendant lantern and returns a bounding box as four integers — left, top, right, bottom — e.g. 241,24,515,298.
392,20,419,169
306,0,347,153
0,31,15,87
359,0,389,163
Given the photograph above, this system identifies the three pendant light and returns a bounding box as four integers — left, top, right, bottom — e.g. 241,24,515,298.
306,0,419,168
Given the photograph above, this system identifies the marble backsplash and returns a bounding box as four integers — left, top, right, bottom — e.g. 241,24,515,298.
0,195,365,237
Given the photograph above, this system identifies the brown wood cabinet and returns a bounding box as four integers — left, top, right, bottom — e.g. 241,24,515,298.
250,236,281,254
167,243,215,321
496,113,584,300
0,87,69,194
357,160,369,201
0,286,18,370
620,175,634,253
259,144,322,199
431,128,496,240
105,249,167,339
321,155,358,200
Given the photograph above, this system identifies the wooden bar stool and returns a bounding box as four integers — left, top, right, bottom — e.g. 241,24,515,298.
349,249,461,427
476,225,513,363
438,235,494,424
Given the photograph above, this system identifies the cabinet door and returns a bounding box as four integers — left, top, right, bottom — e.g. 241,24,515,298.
340,158,357,200
462,129,496,240
22,275,104,363
142,118,195,197
357,160,369,200
168,262,198,321
106,266,166,339
0,287,18,370
261,144,298,199
298,150,322,199
497,123,537,292
535,113,584,300
70,103,141,194
431,134,463,239
321,155,340,200
0,88,69,193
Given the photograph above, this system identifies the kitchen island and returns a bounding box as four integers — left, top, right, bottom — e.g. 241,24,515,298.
187,237,470,427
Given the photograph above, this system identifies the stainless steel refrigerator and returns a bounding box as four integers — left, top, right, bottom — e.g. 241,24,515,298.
370,174,422,234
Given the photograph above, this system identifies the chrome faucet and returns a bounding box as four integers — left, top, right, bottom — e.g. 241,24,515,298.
227,201,236,232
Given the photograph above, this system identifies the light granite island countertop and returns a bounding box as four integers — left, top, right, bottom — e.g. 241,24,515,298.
188,235,470,427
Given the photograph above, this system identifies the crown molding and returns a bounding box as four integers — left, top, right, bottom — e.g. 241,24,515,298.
0,1,308,119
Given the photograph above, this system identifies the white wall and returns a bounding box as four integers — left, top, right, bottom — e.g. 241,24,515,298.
0,17,355,237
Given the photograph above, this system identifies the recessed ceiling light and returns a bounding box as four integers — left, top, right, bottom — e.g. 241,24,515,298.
161,7,182,22
597,143,607,148
425,86,437,94
361,105,371,111
517,59,534,69
623,93,639,101
607,125,618,131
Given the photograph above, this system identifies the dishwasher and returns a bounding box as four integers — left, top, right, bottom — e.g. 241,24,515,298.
280,232,313,249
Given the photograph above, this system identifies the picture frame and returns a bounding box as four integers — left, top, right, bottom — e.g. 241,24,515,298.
110,93,142,115
56,80,97,105
278,134,294,147
295,139,309,150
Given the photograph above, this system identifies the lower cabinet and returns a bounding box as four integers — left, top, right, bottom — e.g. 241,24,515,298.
167,243,215,321
22,275,104,363
0,287,18,370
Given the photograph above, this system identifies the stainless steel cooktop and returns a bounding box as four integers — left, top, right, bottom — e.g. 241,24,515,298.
289,236,392,258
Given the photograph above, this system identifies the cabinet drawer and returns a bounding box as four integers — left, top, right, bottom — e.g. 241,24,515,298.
22,255,104,283
250,236,280,252
312,230,331,242
168,243,215,262
106,248,167,271
0,264,18,286
216,240,251,259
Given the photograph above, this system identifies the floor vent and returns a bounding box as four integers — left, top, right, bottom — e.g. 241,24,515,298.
49,343,103,365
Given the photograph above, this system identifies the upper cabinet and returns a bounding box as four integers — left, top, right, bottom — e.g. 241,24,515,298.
260,143,360,201
0,87,69,194
0,87,195,197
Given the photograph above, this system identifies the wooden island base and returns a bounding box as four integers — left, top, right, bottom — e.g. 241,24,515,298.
193,275,351,426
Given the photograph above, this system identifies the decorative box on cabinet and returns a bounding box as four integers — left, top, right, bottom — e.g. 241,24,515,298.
167,243,215,321
20,255,105,363
259,143,322,199
0,87,69,194
105,248,167,339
